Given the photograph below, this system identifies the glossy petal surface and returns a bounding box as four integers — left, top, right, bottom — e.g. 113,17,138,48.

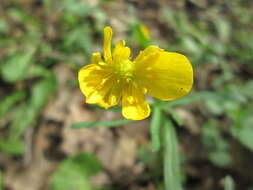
122,82,150,120
92,52,102,65
113,40,131,62
78,64,121,108
135,46,193,101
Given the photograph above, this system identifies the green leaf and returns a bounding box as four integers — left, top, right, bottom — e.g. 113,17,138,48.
0,138,25,155
1,49,35,83
9,75,57,140
151,106,162,152
0,90,26,118
30,74,57,110
72,119,133,129
224,176,235,190
230,108,253,152
70,153,102,177
164,120,182,190
50,153,102,190
231,118,253,151
63,24,92,54
9,103,37,140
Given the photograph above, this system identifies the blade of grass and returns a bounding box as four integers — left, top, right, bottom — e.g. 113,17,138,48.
151,105,162,152
164,119,182,190
72,119,133,129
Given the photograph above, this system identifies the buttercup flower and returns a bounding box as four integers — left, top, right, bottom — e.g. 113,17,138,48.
78,26,193,120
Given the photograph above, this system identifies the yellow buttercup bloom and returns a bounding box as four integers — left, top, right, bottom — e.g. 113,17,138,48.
78,26,193,120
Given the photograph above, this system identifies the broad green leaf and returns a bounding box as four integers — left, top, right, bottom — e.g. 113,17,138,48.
151,106,162,152
224,176,235,190
9,103,37,140
230,108,253,152
9,75,57,140
50,153,102,190
231,114,253,151
1,50,35,83
0,90,26,118
0,138,25,155
63,24,92,54
30,74,57,110
51,174,92,190
164,120,182,190
72,119,133,129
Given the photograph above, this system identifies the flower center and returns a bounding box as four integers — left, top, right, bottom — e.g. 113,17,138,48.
114,59,134,81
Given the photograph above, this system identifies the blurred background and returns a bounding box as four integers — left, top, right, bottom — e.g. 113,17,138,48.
0,0,253,190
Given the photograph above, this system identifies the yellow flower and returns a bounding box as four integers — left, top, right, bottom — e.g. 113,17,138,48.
78,26,193,120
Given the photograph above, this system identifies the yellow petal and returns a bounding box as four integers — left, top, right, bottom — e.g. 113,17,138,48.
78,64,120,108
134,45,162,64
92,52,102,64
113,40,131,62
98,78,123,108
135,46,193,101
103,26,113,63
122,82,150,120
